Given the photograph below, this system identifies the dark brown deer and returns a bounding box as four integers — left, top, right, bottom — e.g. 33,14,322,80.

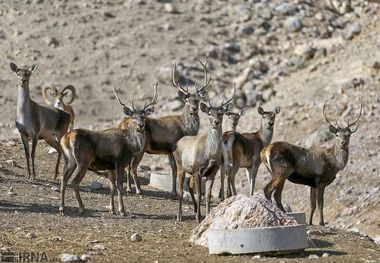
174,89,234,222
59,84,157,216
261,102,362,226
118,61,210,195
220,106,281,200
10,62,70,181
43,85,76,131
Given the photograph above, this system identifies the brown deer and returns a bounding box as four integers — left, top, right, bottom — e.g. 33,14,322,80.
218,107,247,200
59,84,157,216
173,89,234,222
220,106,281,200
261,102,362,226
118,61,210,195
10,62,70,181
43,85,76,131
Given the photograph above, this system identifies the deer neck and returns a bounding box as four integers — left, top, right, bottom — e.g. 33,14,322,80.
125,125,146,154
206,125,222,158
182,105,200,136
257,122,273,146
16,82,32,118
332,142,349,171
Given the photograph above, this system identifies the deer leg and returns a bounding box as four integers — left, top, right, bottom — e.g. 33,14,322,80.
108,170,116,215
273,179,286,211
309,187,317,225
115,165,127,216
30,136,38,181
228,165,239,196
168,154,177,196
131,153,143,195
20,133,31,180
193,173,202,223
187,175,196,213
248,163,260,196
205,173,215,216
176,167,185,221
126,164,132,194
45,137,62,180
59,152,76,216
71,159,91,215
218,165,225,201
317,184,326,226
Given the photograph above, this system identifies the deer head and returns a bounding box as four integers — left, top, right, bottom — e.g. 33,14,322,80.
114,83,158,132
43,85,76,110
172,60,211,115
10,62,38,87
200,87,235,130
258,106,281,129
226,108,247,130
323,102,362,149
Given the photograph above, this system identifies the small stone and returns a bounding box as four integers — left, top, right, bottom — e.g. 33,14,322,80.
252,254,261,259
275,2,296,15
283,17,302,32
164,3,177,14
6,160,17,166
89,181,103,190
25,232,37,239
52,236,63,242
343,22,362,40
322,252,330,257
131,233,142,242
48,147,57,154
92,244,106,250
58,253,80,262
103,11,116,18
51,186,59,192
45,36,59,47
308,254,319,259
80,254,90,261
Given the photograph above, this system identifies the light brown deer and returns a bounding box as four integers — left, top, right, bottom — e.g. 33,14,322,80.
118,61,210,195
43,85,76,131
174,89,234,222
218,107,247,200
59,84,157,216
10,62,70,181
261,102,362,226
220,106,281,200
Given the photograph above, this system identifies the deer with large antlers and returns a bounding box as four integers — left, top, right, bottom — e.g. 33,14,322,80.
10,62,70,181
174,88,234,222
219,106,281,200
59,84,157,216
261,102,362,226
118,61,210,195
43,85,76,131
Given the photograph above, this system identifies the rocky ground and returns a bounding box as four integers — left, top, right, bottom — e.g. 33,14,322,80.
0,0,379,261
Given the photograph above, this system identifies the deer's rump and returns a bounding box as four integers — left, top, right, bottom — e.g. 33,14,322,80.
287,171,316,187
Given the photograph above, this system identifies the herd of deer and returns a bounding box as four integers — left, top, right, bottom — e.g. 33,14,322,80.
9,61,362,226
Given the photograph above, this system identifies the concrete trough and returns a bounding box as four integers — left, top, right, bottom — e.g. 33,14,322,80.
149,172,205,194
208,224,307,255
286,212,307,225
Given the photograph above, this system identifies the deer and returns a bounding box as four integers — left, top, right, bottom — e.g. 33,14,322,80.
59,84,157,216
261,102,362,226
219,106,281,200
173,88,234,223
43,85,76,131
218,107,247,200
10,62,71,181
118,61,210,195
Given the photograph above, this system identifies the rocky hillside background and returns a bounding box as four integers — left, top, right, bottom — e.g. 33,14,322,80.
0,0,379,239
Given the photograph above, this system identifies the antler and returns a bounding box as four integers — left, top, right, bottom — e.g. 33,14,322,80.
61,85,76,104
42,86,58,105
323,104,338,127
172,62,189,94
347,101,362,128
144,83,158,110
114,86,127,107
221,86,236,108
197,60,211,95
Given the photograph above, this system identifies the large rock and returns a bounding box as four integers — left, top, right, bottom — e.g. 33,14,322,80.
189,194,298,247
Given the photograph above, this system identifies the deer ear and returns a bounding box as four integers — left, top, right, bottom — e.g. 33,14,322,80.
10,63,19,73
329,125,338,134
197,90,207,99
123,106,134,117
349,125,359,134
177,90,189,101
200,101,210,113
258,106,264,115
30,64,38,72
273,106,281,115
145,106,155,115
240,108,247,116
